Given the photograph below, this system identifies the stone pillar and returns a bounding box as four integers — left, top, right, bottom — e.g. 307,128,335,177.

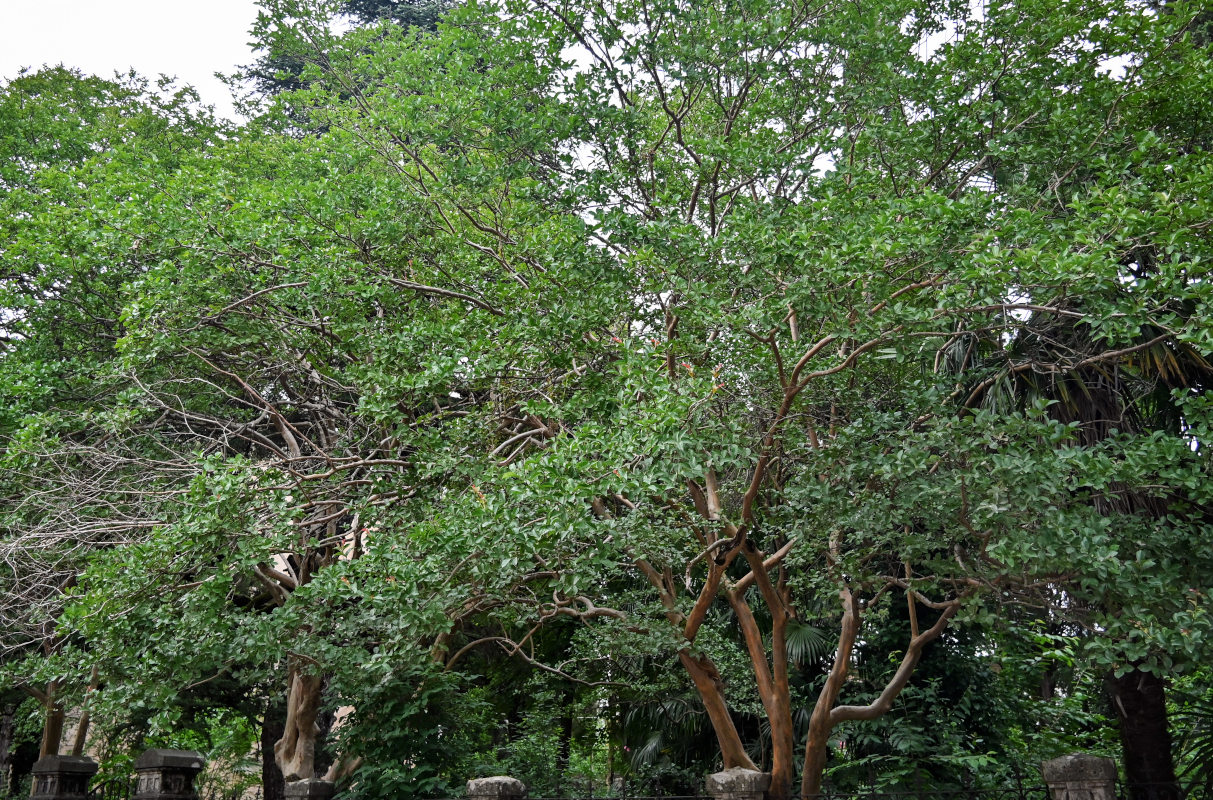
29,755,98,800
285,780,335,800
1042,753,1117,800
706,767,771,800
132,750,205,800
467,776,527,800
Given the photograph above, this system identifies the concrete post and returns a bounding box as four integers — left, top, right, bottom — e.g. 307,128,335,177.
1042,753,1117,800
467,776,527,800
29,755,98,800
706,767,771,800
284,779,335,800
132,749,205,800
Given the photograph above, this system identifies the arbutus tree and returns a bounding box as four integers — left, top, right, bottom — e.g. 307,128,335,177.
441,0,1209,794
398,0,1212,793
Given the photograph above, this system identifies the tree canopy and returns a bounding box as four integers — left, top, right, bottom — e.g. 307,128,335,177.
2,0,1212,796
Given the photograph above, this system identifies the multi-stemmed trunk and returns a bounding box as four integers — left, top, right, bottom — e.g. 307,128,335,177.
800,590,961,797
19,680,65,759
725,547,797,799
643,497,963,800
667,576,960,800
628,456,966,799
272,660,362,784
274,663,325,781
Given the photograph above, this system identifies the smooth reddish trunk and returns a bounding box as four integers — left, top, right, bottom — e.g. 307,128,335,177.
801,588,859,798
801,589,961,797
678,650,758,771
663,466,959,800
727,584,794,800
802,730,830,798
39,706,64,759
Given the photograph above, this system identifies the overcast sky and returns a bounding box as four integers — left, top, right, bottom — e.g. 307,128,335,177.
0,0,263,119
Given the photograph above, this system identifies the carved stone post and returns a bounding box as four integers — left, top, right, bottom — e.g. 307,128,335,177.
706,767,771,800
133,750,205,800
29,755,97,800
1042,753,1117,800
467,776,527,800
285,780,335,800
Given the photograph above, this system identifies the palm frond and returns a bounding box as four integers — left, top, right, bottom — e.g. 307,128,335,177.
786,620,832,666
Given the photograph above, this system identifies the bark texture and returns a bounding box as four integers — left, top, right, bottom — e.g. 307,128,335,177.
38,705,64,760
678,650,758,771
801,589,960,797
1107,669,1180,800
0,702,14,796
262,697,287,800
32,681,65,759
69,666,99,757
274,667,324,781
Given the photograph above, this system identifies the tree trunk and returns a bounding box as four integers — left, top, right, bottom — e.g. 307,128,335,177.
274,666,324,781
38,682,65,759
261,697,287,800
677,650,758,771
801,588,860,798
1,702,15,796
801,702,833,798
39,706,65,760
727,587,794,800
1106,669,1180,800
69,666,99,757
768,648,794,800
69,709,89,758
801,590,960,798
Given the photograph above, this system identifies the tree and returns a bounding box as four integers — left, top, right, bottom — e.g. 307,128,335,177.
5,0,1211,795
20,11,615,784
240,0,457,99
388,0,1211,794
0,66,220,759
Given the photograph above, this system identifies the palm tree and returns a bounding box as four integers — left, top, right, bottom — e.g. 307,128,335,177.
954,292,1211,800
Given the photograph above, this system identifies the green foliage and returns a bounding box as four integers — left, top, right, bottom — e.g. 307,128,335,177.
328,663,465,799
240,0,458,100
2,0,1212,791
1171,673,1213,796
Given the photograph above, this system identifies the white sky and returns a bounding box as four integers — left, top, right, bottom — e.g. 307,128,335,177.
0,0,263,120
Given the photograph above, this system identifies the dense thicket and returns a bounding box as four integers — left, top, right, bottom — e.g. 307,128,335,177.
2,0,1212,797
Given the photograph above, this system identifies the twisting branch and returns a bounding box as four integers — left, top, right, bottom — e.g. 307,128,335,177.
384,276,504,316
732,538,797,595
830,597,964,724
